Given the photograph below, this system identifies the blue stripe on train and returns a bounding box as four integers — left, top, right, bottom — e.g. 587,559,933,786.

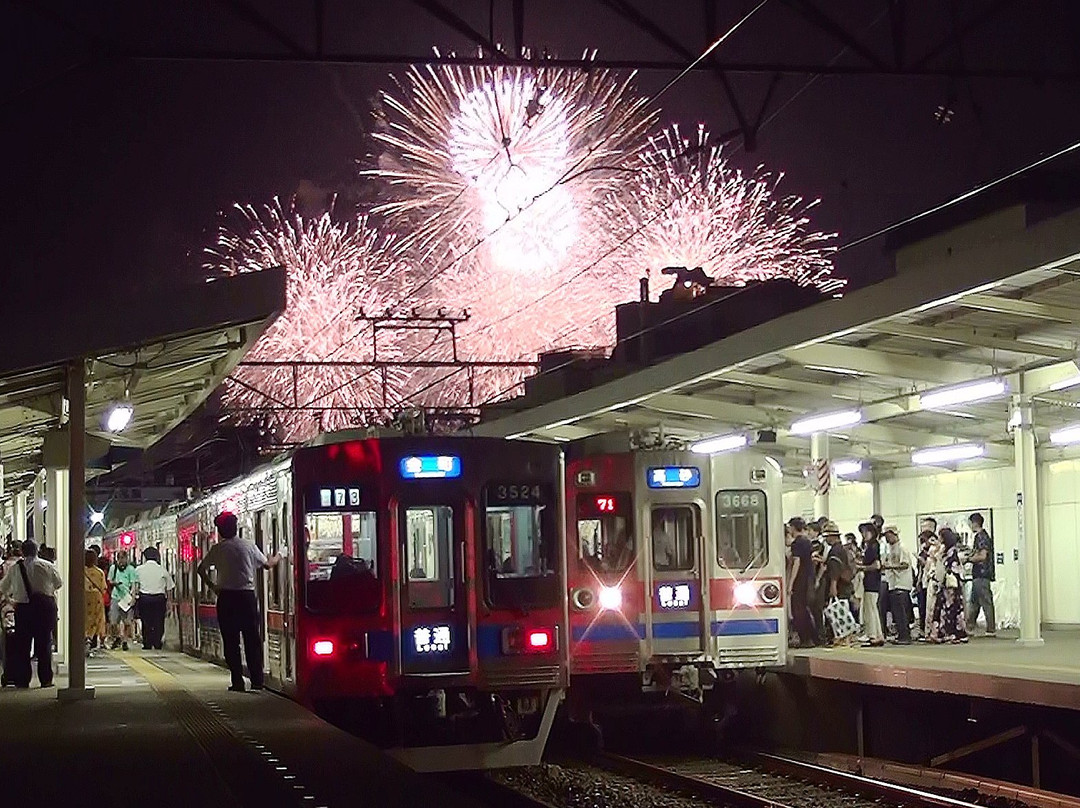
573,618,780,642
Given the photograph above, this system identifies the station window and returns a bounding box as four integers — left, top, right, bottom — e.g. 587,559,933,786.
715,490,768,570
304,511,379,613
577,493,633,573
651,505,698,571
404,506,454,609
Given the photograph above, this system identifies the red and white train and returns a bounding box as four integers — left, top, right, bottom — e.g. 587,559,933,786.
564,444,786,726
104,432,567,771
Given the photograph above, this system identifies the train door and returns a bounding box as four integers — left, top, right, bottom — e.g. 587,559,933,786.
281,501,294,681
645,501,706,657
253,510,269,679
267,512,284,683
398,501,469,676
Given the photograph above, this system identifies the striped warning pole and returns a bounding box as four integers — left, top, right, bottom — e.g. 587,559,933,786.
811,432,830,519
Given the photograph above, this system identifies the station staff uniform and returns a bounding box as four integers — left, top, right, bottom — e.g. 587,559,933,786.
198,536,268,691
136,559,174,650
0,550,62,688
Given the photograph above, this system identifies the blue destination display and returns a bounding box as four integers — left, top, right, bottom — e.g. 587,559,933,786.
646,466,701,489
399,455,462,480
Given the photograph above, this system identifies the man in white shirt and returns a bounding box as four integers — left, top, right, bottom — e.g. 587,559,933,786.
136,546,174,651
0,540,63,688
197,512,280,692
881,527,914,645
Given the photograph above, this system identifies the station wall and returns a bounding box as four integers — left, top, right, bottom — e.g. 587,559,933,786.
783,460,1080,629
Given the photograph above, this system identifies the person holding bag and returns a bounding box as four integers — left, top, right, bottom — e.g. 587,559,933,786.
0,540,62,688
821,522,858,646
107,551,138,651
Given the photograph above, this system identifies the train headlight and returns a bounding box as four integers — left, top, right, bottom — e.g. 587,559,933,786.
759,582,782,605
733,581,758,607
598,586,622,611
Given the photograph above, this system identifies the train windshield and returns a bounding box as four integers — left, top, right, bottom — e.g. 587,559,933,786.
576,492,633,573
715,490,768,571
304,511,380,613
483,484,559,608
651,505,698,571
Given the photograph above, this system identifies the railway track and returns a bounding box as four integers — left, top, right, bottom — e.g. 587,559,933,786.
591,751,1007,808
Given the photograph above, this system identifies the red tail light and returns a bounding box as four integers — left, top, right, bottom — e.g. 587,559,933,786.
527,629,553,650
312,640,335,657
502,626,558,654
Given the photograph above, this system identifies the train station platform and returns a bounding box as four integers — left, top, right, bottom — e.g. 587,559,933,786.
0,650,485,808
786,630,1080,711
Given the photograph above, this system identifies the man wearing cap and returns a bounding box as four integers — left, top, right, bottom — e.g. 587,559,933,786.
881,526,914,644
197,512,281,692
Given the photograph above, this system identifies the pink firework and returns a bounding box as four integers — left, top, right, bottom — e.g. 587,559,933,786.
204,199,413,441
604,124,841,295
370,57,655,369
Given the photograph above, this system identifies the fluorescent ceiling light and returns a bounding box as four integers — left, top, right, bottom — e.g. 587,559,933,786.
911,444,984,465
1050,424,1080,445
1049,375,1080,392
690,433,748,454
919,378,1006,410
790,409,862,435
833,460,864,476
805,364,868,377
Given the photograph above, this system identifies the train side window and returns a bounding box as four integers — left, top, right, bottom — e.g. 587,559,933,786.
651,505,698,571
715,490,768,570
404,506,454,609
304,511,379,613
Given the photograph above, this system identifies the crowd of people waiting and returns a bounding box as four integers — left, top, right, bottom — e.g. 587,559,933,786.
785,512,997,648
0,539,174,688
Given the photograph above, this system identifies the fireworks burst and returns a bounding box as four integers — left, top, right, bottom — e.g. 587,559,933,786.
205,200,414,441
370,58,656,370
371,56,655,275
603,124,842,295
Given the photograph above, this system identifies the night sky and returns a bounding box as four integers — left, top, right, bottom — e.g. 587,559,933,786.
6,1,1080,296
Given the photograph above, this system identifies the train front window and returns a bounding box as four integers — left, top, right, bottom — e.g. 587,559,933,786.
482,483,559,608
715,490,768,570
577,493,633,573
652,506,698,571
304,511,379,613
404,506,454,609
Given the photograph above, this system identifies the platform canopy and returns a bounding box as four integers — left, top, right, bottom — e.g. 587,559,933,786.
0,268,286,499
474,205,1080,480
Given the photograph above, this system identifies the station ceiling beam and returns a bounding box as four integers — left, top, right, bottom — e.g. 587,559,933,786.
959,294,1080,324
779,343,996,385
865,322,1076,361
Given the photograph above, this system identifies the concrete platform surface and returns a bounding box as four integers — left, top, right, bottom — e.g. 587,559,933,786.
0,650,486,808
787,630,1080,710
